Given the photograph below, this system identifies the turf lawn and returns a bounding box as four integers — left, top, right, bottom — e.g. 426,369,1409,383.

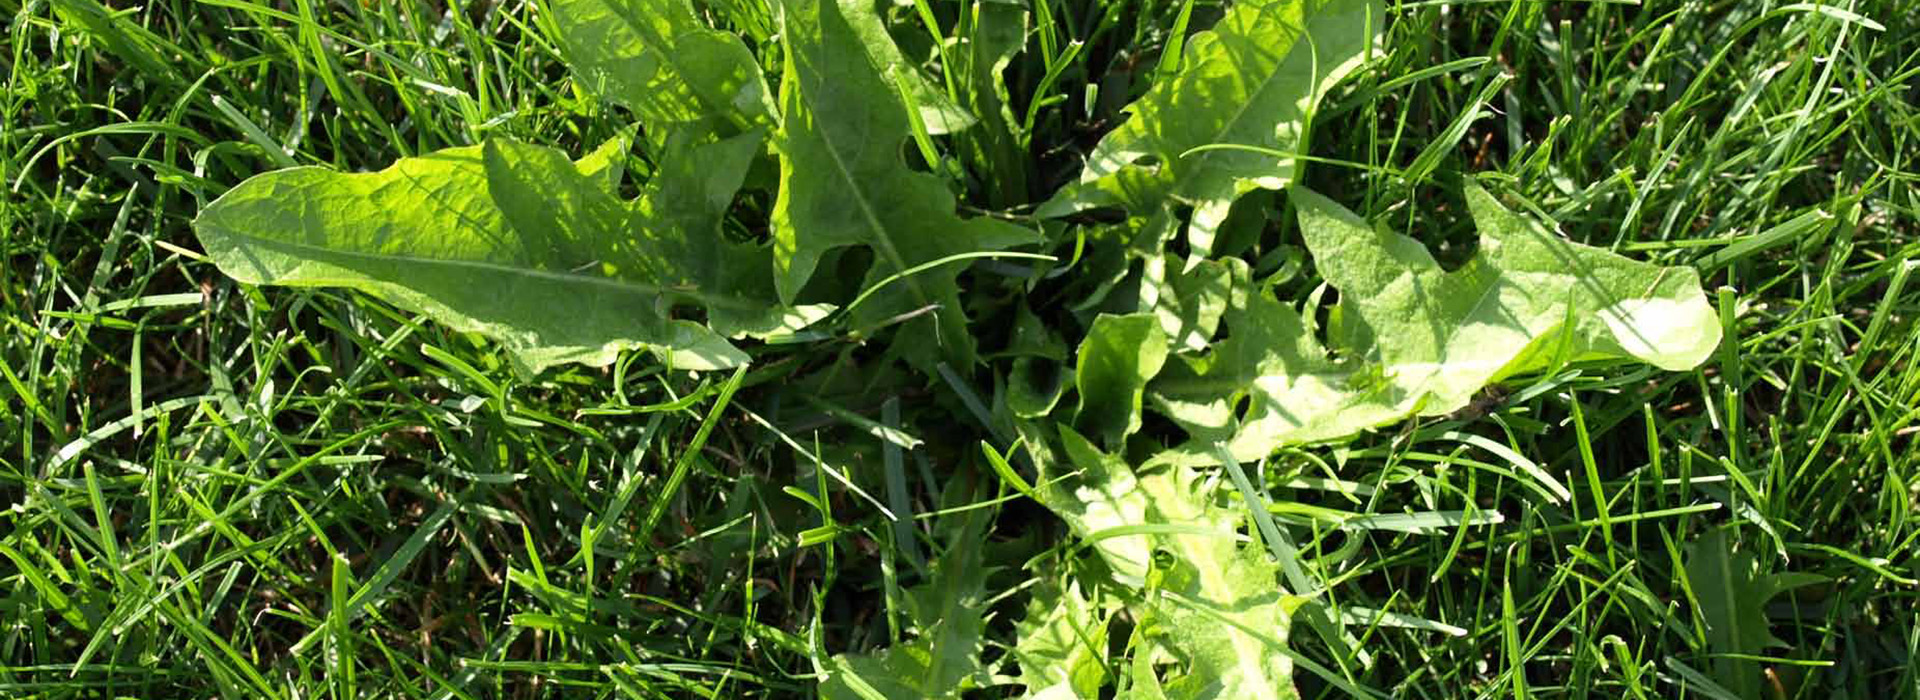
3,0,1918,697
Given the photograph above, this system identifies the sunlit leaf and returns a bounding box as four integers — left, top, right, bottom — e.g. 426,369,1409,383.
195,133,798,374
1146,254,1234,353
836,0,976,134
1050,428,1302,700
1038,0,1382,258
1152,184,1722,460
550,0,776,126
1012,582,1109,699
772,0,1038,366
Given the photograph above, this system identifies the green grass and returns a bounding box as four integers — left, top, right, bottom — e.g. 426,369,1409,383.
3,0,1918,698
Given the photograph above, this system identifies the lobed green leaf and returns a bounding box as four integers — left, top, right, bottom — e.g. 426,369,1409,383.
549,0,777,126
1038,0,1382,258
1152,184,1722,461
1050,428,1303,700
1073,313,1169,447
771,0,1038,367
194,133,805,375
835,0,977,135
1012,582,1110,699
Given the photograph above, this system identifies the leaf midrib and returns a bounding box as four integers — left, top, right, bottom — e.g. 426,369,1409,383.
788,7,934,306
1157,0,1363,202
200,224,770,311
